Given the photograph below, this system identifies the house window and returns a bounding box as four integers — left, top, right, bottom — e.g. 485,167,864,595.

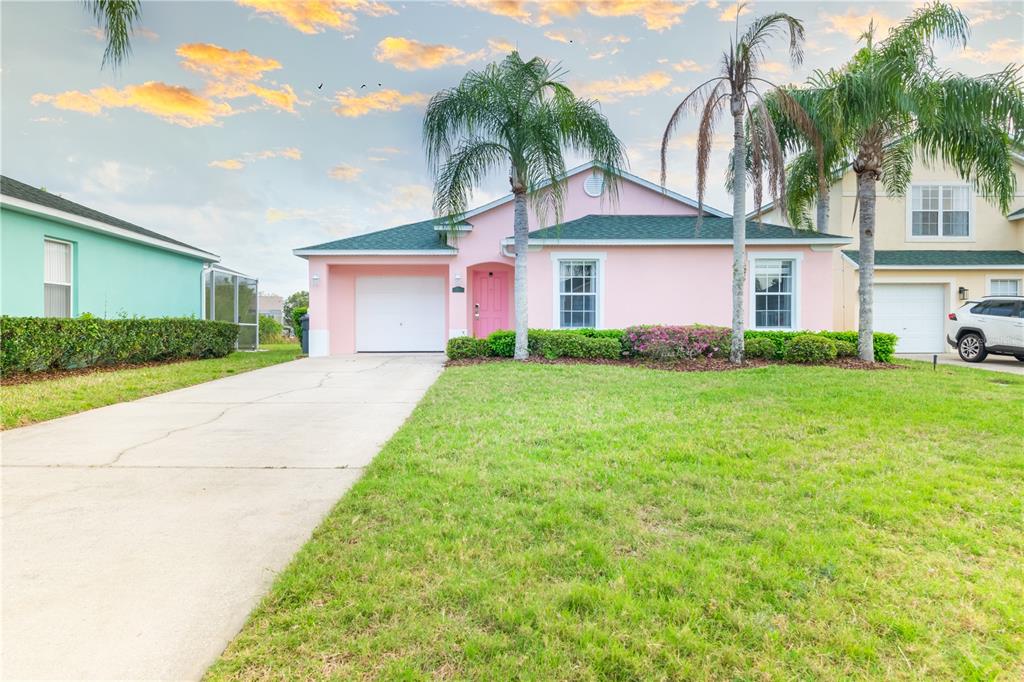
754,258,795,328
990,278,1021,296
911,185,970,237
558,259,597,328
43,239,72,318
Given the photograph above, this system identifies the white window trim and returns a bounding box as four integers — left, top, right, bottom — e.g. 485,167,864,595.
43,237,74,318
550,252,606,329
986,275,1023,296
748,252,803,331
906,182,975,242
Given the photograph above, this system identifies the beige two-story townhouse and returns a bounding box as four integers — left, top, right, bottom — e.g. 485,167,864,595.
754,152,1024,353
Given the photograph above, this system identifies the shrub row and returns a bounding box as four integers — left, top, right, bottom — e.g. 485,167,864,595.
0,316,239,374
447,329,623,360
744,330,897,363
446,326,898,364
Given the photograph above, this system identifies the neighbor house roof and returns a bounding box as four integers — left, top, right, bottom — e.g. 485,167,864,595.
842,250,1024,269
516,215,852,245
0,175,218,261
294,218,459,255
1007,207,1024,221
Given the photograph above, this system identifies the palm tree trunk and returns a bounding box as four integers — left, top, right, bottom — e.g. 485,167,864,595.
512,189,529,361
730,107,746,364
816,192,829,233
855,170,876,362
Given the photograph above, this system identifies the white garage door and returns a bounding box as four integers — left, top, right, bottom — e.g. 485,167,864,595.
355,276,445,352
874,284,946,353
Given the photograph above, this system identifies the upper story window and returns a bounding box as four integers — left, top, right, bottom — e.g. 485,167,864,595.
43,238,72,318
910,185,971,238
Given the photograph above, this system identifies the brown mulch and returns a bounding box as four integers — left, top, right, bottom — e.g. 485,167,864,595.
445,356,902,372
1,358,192,386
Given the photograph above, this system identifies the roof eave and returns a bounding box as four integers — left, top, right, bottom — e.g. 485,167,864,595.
501,237,853,246
1,194,219,262
293,248,458,257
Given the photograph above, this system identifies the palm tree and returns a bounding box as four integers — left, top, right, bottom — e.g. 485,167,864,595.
775,2,1024,361
424,52,626,361
86,0,142,69
661,4,816,364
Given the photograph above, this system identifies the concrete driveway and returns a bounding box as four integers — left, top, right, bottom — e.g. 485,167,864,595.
897,352,1024,375
1,353,444,681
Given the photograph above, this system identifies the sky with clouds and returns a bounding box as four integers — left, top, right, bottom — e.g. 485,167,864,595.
2,0,1021,296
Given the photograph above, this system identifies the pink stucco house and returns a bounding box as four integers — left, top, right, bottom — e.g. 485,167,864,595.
295,162,852,355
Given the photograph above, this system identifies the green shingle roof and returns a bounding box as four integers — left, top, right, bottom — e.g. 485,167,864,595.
296,218,460,252
1007,207,1024,220
0,175,210,254
842,250,1024,267
526,215,847,241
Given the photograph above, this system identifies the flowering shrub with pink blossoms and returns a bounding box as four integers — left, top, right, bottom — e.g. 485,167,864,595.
622,325,731,361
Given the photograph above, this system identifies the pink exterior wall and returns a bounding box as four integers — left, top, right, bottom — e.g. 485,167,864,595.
304,167,838,354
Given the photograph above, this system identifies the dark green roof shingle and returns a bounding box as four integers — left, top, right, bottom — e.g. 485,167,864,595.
296,218,460,252
843,250,1024,267
1,175,210,254
1007,207,1024,220
526,214,846,241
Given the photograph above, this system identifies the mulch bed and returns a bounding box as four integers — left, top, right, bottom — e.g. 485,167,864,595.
1,358,192,386
446,356,902,372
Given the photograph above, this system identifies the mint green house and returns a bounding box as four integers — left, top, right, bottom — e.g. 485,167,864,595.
1,175,219,319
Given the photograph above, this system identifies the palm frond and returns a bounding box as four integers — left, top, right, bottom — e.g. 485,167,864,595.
87,0,142,69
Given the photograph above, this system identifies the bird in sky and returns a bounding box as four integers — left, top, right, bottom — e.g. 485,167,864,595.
317,83,323,89
360,84,366,88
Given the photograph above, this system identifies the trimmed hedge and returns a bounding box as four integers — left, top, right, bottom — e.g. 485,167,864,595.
784,334,838,364
744,336,777,359
446,336,490,360
446,329,625,360
1,316,239,374
834,340,857,358
745,330,897,362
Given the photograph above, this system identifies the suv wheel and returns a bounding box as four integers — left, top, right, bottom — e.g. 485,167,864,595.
957,333,987,363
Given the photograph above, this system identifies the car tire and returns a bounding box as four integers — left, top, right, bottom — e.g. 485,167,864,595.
957,333,987,363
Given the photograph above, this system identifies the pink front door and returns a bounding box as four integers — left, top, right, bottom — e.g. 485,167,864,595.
472,270,509,337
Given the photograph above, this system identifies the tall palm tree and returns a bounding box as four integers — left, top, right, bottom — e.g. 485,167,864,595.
661,5,816,364
86,0,142,69
775,2,1024,360
424,52,626,361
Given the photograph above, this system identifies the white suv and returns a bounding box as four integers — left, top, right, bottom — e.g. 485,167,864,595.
946,296,1024,363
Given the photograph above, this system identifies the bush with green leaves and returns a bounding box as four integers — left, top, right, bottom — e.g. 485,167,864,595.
258,314,284,343
485,329,623,359
744,336,779,360
834,340,857,358
291,306,308,343
783,334,838,364
1,316,238,374
446,336,490,360
744,330,897,362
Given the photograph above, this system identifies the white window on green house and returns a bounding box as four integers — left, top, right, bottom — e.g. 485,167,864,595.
43,238,72,318
558,260,597,328
754,258,795,329
990,278,1021,296
911,185,970,238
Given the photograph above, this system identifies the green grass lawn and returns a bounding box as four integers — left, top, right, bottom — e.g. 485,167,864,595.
0,343,301,429
207,361,1023,681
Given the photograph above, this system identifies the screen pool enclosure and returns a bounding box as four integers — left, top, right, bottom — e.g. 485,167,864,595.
203,265,259,350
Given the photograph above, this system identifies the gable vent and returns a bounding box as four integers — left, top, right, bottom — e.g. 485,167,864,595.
583,172,605,197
